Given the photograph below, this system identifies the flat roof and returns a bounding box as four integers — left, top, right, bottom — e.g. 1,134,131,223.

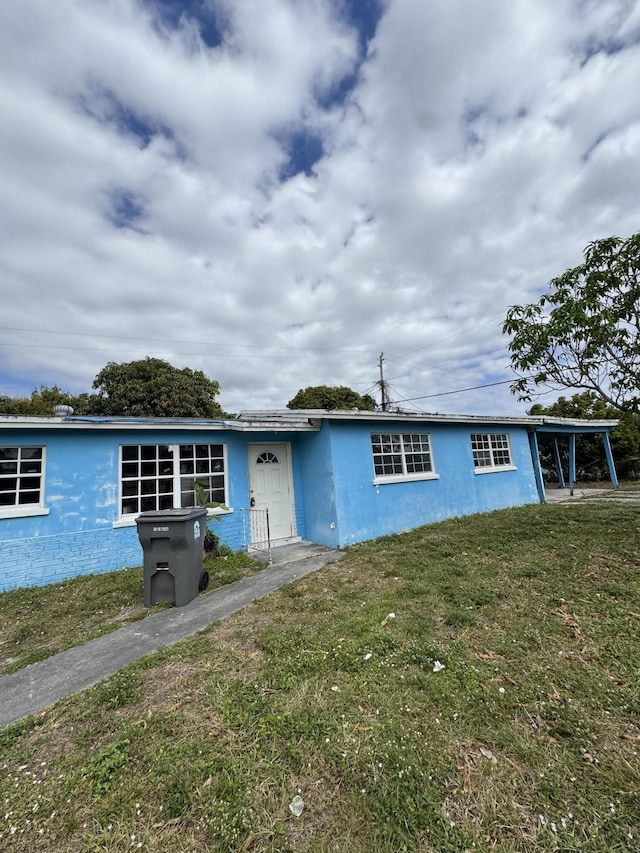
238,409,619,430
0,410,618,432
0,413,322,433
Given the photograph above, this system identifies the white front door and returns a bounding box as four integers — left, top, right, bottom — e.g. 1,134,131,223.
247,443,295,543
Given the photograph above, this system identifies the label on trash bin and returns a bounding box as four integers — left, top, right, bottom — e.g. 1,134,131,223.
153,526,170,532
193,520,201,539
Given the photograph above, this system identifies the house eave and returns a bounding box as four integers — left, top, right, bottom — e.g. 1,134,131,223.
0,415,319,432
0,411,618,434
239,408,545,427
535,417,619,434
0,415,237,431
239,409,619,431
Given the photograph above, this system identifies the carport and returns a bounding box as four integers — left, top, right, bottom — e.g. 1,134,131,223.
528,418,619,503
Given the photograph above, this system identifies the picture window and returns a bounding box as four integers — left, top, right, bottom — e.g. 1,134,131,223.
371,433,435,480
120,443,226,516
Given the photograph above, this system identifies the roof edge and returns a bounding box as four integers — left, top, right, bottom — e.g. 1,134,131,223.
0,410,619,431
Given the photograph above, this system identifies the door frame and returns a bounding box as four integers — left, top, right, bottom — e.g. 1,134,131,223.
247,442,297,543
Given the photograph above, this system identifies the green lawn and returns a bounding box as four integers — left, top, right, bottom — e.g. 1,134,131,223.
1,501,639,852
0,550,261,677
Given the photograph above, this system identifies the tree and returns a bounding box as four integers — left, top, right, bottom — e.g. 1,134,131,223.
92,358,224,418
287,385,377,411
0,385,95,416
0,359,225,418
503,232,640,412
530,392,640,480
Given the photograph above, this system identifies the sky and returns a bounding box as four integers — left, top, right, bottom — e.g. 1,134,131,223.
1,0,639,417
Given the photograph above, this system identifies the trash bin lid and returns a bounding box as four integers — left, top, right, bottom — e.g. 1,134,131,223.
135,507,208,524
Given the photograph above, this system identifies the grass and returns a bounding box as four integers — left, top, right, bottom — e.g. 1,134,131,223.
0,550,261,677
1,501,639,851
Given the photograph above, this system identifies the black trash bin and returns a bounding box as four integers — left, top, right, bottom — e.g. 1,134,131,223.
135,507,209,607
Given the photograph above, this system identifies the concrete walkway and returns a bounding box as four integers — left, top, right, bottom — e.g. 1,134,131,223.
0,541,339,730
545,487,640,503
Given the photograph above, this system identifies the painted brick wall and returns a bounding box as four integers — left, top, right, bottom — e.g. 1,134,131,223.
0,512,255,592
209,512,246,552
0,526,142,591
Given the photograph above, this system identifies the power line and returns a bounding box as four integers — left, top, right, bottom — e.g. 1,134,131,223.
387,314,505,363
0,319,517,407
0,326,378,358
0,340,375,362
393,377,516,404
377,316,507,390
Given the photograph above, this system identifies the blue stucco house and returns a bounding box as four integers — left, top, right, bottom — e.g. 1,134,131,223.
0,409,618,591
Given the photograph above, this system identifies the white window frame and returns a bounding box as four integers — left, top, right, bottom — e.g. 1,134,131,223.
470,433,516,473
371,432,439,485
0,445,50,519
115,442,231,526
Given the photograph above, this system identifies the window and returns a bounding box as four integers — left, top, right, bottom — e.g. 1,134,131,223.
178,444,225,508
371,433,436,482
120,443,226,516
0,446,45,512
470,433,514,471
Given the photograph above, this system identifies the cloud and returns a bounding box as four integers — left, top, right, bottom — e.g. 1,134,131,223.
1,0,639,415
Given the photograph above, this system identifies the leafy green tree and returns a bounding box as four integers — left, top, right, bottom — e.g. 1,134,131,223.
530,392,640,480
287,385,377,411
1,360,225,418
0,385,95,416
0,394,31,415
92,358,224,418
503,232,640,412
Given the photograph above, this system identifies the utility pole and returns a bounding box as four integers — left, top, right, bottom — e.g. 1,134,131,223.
378,352,388,411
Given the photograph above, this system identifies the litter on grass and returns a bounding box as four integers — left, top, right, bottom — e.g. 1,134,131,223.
289,795,304,817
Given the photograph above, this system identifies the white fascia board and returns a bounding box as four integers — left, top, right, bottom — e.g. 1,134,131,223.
1,412,618,432
0,417,237,432
539,417,619,428
239,409,544,427
238,409,619,431
232,422,319,432
0,416,319,433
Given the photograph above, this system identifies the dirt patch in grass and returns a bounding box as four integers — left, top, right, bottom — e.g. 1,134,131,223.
129,658,206,717
443,741,538,845
284,767,360,849
17,713,79,771
106,606,141,624
205,622,268,682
